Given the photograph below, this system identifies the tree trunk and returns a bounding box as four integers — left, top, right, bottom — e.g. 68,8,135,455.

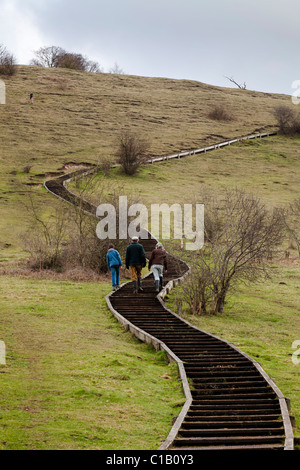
213,292,226,314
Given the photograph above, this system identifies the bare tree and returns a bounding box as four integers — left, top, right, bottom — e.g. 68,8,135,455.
21,194,70,270
177,190,284,315
225,75,246,90
21,169,142,274
86,59,103,73
31,46,102,73
64,176,140,272
64,170,107,270
0,44,17,76
116,130,150,175
30,46,64,68
109,62,125,74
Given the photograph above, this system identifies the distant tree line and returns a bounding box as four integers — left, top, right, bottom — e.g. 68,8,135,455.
30,45,125,74
30,46,103,73
0,43,125,76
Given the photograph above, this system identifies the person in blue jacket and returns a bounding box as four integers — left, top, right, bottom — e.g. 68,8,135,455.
106,243,123,291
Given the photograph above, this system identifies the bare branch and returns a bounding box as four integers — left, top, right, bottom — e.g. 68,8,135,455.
178,189,284,314
116,130,150,175
225,75,246,89
0,44,17,76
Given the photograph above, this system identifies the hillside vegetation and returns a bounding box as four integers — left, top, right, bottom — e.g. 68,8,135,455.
0,65,293,259
0,66,299,447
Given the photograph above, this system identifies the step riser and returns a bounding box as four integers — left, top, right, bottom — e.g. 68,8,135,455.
174,436,285,447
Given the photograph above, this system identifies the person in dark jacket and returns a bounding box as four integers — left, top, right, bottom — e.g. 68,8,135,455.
106,243,123,291
125,236,146,293
148,242,168,292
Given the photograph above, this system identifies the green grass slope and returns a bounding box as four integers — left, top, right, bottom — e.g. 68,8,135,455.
81,135,300,209
0,277,183,449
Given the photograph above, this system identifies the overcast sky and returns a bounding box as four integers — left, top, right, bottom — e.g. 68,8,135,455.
0,0,299,95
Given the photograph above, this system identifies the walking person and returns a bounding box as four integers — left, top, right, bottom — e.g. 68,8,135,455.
148,243,168,292
125,236,146,294
106,243,122,291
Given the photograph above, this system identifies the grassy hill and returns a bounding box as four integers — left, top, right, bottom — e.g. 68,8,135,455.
0,65,293,259
0,66,299,448
0,65,291,170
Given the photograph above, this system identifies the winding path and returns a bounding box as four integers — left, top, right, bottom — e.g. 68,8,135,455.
44,132,294,450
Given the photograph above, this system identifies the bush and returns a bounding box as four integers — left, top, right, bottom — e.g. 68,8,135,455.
116,131,150,175
282,197,300,256
208,104,234,121
31,46,103,73
0,44,17,76
174,190,284,315
21,180,139,274
274,106,300,136
55,52,87,71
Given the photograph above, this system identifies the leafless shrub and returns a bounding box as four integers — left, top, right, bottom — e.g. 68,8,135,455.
21,191,109,273
109,62,125,74
98,158,112,177
176,189,284,315
208,104,234,121
23,165,32,174
0,44,17,76
63,214,109,273
180,268,214,315
21,196,71,270
21,174,140,274
281,198,300,256
65,176,141,272
116,130,150,175
274,106,300,136
85,59,103,73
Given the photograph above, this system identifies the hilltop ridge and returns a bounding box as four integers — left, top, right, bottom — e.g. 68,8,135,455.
0,65,291,173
